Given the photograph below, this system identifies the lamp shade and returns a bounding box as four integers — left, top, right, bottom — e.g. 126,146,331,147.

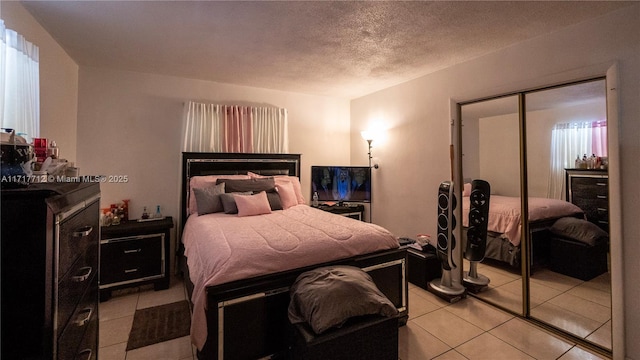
361,130,374,142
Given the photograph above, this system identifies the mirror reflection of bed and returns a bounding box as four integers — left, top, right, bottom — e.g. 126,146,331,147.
460,79,611,350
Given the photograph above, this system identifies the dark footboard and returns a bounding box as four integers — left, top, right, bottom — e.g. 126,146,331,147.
191,248,407,360
480,220,568,268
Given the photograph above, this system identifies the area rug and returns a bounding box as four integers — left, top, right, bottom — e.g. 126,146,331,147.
126,300,191,351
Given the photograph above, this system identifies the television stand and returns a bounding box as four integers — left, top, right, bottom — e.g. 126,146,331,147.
316,203,365,221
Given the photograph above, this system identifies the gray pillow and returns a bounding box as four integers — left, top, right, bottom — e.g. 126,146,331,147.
288,266,398,335
266,192,283,211
217,178,276,193
193,182,225,215
220,192,252,214
550,217,609,246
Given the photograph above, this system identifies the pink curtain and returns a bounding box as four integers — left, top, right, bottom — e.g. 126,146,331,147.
222,106,254,153
591,120,608,157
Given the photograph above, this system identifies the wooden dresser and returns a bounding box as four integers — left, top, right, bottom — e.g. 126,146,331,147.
565,168,609,232
1,182,100,359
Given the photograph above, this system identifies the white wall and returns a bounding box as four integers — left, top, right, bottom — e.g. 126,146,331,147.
351,5,639,359
75,67,350,272
1,2,79,162
75,67,351,218
479,113,520,197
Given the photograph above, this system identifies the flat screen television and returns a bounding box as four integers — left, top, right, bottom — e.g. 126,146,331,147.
311,166,371,203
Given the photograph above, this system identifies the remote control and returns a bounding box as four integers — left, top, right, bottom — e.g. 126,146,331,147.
398,237,416,246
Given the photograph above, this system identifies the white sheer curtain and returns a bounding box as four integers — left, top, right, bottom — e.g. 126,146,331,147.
547,121,607,199
0,20,40,141
182,101,288,153
591,120,608,158
252,107,288,153
182,102,223,152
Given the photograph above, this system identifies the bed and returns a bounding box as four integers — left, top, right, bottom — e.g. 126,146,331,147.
178,152,407,360
462,194,584,267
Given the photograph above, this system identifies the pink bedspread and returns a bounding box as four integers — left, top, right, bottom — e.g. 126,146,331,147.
182,204,399,350
462,195,584,247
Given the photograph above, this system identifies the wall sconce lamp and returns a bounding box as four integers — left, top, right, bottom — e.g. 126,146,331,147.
361,130,379,169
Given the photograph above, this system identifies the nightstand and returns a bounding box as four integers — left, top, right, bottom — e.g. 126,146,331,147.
99,216,173,301
315,204,365,221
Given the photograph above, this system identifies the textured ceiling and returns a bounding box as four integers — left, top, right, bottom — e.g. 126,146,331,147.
21,1,632,99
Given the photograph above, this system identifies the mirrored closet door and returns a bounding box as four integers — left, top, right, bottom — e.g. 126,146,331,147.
459,78,612,353
525,80,611,349
460,95,523,315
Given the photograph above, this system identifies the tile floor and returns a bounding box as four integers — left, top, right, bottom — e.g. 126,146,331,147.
403,282,608,360
98,276,610,360
469,260,612,349
98,279,194,360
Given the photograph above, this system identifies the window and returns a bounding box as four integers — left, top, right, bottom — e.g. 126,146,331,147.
547,120,607,199
0,20,40,141
182,101,288,153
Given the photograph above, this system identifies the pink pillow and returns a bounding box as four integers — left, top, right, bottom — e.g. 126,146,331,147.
463,183,472,197
234,191,272,217
276,181,298,209
248,172,305,204
189,175,250,215
276,177,305,205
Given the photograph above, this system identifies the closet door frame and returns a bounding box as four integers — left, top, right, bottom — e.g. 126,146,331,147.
452,64,622,359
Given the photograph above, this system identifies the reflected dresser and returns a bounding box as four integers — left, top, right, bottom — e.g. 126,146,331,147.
565,168,609,232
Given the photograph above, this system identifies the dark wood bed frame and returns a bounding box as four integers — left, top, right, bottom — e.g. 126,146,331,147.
179,152,408,360
480,215,584,268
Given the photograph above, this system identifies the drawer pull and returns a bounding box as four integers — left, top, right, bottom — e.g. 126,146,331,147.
74,308,93,327
124,268,139,274
72,266,93,282
596,182,607,186
598,220,609,225
597,195,607,199
124,248,142,254
597,208,608,212
76,349,92,360
73,226,93,238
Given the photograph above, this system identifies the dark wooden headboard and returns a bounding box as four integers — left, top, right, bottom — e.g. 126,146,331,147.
180,152,301,229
